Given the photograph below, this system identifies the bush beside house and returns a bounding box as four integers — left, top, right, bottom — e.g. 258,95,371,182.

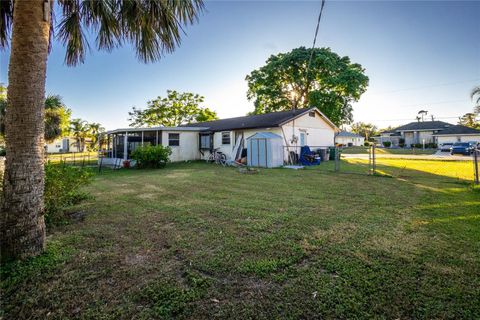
130,145,172,169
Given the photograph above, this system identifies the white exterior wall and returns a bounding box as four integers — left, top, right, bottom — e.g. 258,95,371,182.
161,131,201,162
212,131,234,159
281,112,336,147
46,139,63,153
335,136,364,146
436,135,480,145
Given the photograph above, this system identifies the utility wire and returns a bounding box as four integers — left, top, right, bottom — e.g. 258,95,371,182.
306,0,326,73
368,78,480,96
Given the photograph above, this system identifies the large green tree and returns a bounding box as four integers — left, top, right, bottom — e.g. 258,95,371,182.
246,47,369,126
0,0,204,261
350,122,378,141
128,90,218,127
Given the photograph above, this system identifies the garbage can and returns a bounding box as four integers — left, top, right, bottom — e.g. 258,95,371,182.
319,148,328,161
329,147,337,160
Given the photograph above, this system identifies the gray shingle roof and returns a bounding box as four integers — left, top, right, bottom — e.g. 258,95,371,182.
181,108,314,132
392,121,452,131
336,131,362,138
432,125,480,136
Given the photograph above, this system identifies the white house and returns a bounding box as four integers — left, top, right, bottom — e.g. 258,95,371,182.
335,131,364,146
101,107,339,165
45,136,88,153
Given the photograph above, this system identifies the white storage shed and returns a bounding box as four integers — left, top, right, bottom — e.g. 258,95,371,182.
246,132,284,168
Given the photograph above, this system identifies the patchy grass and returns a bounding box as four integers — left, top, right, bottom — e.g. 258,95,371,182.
340,158,475,181
341,146,437,155
1,161,479,319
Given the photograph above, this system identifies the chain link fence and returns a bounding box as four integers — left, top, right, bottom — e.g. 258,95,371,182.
283,145,480,185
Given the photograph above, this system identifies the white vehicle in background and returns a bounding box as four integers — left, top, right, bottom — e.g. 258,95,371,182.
439,142,453,152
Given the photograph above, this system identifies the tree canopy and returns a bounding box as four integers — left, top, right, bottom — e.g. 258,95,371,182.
128,90,218,127
458,113,479,129
246,47,369,126
350,122,378,141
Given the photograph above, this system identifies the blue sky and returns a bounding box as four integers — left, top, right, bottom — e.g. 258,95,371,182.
1,0,479,130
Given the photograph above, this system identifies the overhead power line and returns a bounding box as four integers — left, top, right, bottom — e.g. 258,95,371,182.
306,0,326,73
368,78,480,96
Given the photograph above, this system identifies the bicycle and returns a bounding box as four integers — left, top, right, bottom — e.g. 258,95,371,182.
207,148,227,166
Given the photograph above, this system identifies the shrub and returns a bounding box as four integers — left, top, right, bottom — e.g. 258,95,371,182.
0,146,5,156
363,141,370,146
130,145,172,169
44,163,93,225
382,141,391,148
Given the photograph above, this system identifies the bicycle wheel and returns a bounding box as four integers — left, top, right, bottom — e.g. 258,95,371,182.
219,153,227,166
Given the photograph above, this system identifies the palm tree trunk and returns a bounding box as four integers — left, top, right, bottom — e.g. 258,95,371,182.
1,0,50,261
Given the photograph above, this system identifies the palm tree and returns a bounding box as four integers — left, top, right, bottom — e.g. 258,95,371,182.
1,89,71,143
0,0,204,261
44,94,71,142
87,122,105,150
70,119,89,152
471,86,480,114
417,110,428,122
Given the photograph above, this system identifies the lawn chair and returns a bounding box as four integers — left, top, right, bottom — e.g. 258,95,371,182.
299,146,321,166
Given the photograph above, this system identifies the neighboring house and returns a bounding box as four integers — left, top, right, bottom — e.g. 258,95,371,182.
102,107,339,165
432,125,480,145
374,121,480,147
45,137,70,153
45,136,96,153
335,131,364,146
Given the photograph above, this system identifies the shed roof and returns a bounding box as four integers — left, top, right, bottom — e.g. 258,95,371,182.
246,132,283,140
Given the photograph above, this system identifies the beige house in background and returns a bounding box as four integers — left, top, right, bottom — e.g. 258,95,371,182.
374,121,480,147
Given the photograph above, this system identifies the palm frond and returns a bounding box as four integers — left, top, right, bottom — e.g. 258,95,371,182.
57,0,204,66
471,86,480,107
57,0,91,66
0,0,13,49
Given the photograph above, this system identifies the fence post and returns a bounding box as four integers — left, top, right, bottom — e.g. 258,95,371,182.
334,147,340,172
98,155,103,173
369,145,372,175
372,144,376,175
73,152,76,166
474,150,479,185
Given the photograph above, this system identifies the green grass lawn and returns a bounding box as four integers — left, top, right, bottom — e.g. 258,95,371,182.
1,161,479,319
341,146,437,155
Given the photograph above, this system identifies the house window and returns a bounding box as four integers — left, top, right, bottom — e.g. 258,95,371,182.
309,111,315,117
222,132,230,145
168,133,180,146
200,134,211,149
